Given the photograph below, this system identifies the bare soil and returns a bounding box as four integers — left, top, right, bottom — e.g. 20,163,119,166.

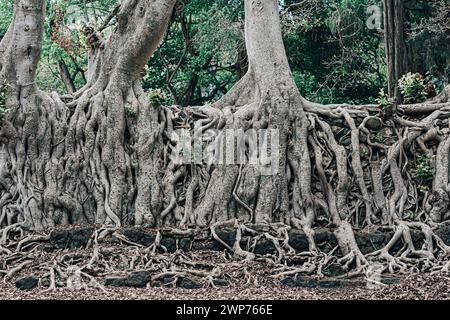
1,249,448,300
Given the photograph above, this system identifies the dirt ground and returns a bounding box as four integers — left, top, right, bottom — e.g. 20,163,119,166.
1,249,449,300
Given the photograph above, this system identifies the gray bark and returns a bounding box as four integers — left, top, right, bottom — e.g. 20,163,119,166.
58,59,76,94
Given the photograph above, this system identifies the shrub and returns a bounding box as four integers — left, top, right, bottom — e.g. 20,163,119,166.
376,88,394,110
148,88,167,106
415,154,434,183
398,72,428,104
373,131,385,143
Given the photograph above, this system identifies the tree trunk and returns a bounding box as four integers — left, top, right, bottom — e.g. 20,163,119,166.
384,0,408,99
58,59,76,94
0,0,177,230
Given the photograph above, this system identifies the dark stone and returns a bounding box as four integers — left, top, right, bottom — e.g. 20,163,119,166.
380,275,400,285
365,116,383,131
340,137,351,146
40,224,450,258
333,278,367,287
214,228,236,248
160,237,177,252
50,229,70,249
151,280,163,288
322,263,346,277
288,230,309,252
70,227,94,248
125,271,151,288
282,276,368,289
411,231,425,248
372,232,388,243
317,279,343,288
314,229,337,252
179,238,193,251
104,277,126,287
369,232,388,248
355,235,370,252
15,276,39,290
253,239,277,255
213,278,230,287
436,225,450,245
281,276,318,288
354,230,393,254
51,227,94,249
150,275,173,288
178,278,202,289
105,271,151,287
122,228,156,247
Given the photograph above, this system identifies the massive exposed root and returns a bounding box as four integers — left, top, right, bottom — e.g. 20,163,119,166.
1,0,450,283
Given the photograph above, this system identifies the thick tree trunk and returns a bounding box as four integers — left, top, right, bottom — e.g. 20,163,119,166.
0,0,177,230
384,0,408,99
0,0,48,230
193,0,300,226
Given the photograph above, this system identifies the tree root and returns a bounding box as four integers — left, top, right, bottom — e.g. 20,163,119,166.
0,221,449,293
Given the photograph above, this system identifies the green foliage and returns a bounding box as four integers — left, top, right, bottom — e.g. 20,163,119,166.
148,89,167,106
0,80,8,123
0,0,13,38
373,131,385,143
282,0,386,104
407,0,450,89
398,72,428,104
37,0,118,94
376,88,394,110
415,154,434,183
293,71,317,98
145,0,243,106
124,104,137,117
1,0,448,107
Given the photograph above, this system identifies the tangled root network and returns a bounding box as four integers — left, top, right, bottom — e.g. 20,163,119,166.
1,0,450,290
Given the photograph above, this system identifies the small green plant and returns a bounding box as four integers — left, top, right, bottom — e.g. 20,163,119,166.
373,131,385,143
124,103,137,117
376,88,394,111
142,65,150,81
398,72,428,104
360,147,369,157
148,88,167,106
0,80,8,123
415,154,434,183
